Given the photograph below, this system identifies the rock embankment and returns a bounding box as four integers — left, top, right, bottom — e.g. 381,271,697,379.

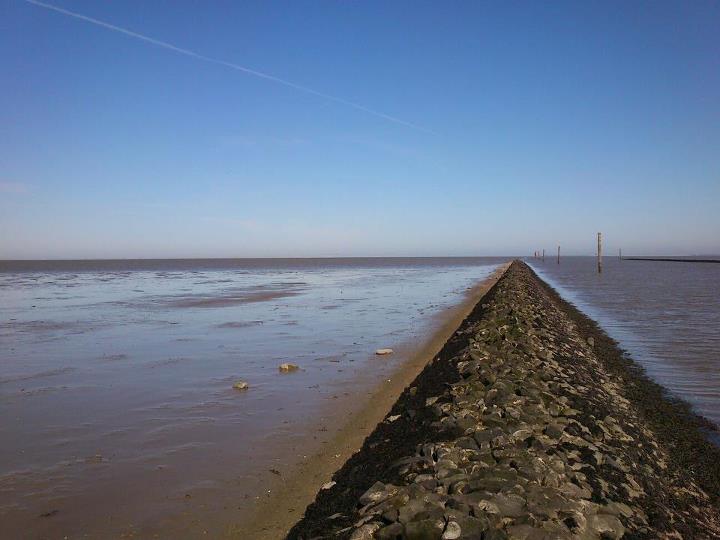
288,261,720,539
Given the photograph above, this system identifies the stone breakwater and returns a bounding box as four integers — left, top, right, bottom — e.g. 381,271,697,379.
288,261,720,539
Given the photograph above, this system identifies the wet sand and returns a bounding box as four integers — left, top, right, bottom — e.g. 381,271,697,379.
239,263,511,539
0,258,507,538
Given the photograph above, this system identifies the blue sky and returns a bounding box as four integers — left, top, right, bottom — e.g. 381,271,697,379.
2,0,718,258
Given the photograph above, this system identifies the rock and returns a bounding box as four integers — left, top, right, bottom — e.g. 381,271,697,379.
586,337,594,347
278,363,299,372
376,522,404,539
482,528,508,540
588,514,625,539
386,415,401,423
359,481,396,505
446,498,471,514
511,429,533,442
321,481,336,490
600,501,634,518
404,519,445,540
349,522,382,540
232,381,249,390
376,349,394,355
506,523,571,539
544,424,564,439
454,515,489,537
489,492,526,517
382,508,400,523
398,499,434,524
442,520,462,539
455,436,479,451
558,482,591,499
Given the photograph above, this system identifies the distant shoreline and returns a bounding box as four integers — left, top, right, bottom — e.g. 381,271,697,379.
623,257,720,263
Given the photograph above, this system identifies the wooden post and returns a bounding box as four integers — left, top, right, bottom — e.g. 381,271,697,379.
619,248,622,260
557,245,560,264
597,232,603,273
542,249,545,262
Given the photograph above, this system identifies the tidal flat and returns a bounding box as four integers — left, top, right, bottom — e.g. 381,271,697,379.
0,257,504,538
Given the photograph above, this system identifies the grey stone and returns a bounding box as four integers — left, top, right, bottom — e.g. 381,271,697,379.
359,481,396,505
482,528,508,540
376,522,404,540
453,515,489,538
441,520,461,540
404,519,445,540
588,514,625,539
349,522,381,540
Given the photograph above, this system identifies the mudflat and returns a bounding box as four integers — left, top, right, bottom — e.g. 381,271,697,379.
0,258,507,539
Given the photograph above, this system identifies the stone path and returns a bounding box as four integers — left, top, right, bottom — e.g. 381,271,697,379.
288,262,720,539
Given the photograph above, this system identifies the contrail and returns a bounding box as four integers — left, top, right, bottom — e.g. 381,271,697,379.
23,0,432,133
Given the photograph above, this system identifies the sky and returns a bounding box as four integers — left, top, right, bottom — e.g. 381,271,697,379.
1,0,719,259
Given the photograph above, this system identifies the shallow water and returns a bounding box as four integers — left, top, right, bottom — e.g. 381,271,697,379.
0,257,504,538
528,256,720,427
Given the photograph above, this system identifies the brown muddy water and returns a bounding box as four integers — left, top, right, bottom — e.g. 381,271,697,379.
0,257,506,539
528,256,720,430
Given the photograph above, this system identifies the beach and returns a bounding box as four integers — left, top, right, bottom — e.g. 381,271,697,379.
287,261,720,539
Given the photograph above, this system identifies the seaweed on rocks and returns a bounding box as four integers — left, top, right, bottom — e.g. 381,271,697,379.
287,261,720,539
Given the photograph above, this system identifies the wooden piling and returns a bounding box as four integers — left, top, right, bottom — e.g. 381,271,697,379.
542,249,545,262
557,245,560,264
597,232,603,273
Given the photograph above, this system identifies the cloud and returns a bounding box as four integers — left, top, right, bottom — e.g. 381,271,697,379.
23,0,433,134
0,182,28,194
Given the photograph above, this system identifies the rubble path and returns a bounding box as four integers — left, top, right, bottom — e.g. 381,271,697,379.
287,261,720,539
